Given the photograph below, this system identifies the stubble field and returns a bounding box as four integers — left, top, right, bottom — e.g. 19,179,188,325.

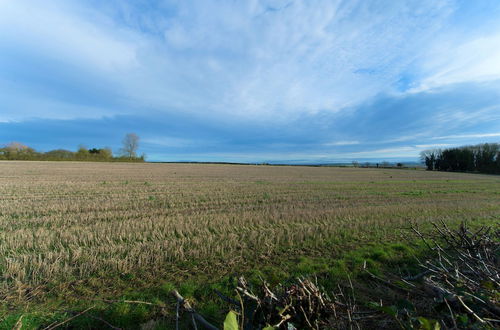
0,161,499,327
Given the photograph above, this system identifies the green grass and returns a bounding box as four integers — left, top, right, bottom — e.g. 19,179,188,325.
0,219,494,329
0,238,438,329
0,243,404,328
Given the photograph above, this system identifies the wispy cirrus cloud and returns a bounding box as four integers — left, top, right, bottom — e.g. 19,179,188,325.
411,34,500,93
324,141,360,146
0,0,455,121
0,0,499,161
432,133,500,140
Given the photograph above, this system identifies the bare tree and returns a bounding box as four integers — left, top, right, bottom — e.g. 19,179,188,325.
5,142,31,153
121,133,139,158
420,149,438,171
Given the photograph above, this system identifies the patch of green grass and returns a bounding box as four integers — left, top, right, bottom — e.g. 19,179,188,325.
0,313,60,330
399,190,427,196
103,302,152,328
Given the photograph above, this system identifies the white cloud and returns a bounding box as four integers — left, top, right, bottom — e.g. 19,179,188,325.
181,145,425,162
411,33,500,92
415,144,453,148
432,133,500,140
142,137,199,148
213,0,454,119
349,146,417,157
2,0,500,132
0,1,140,72
0,0,457,122
324,141,360,146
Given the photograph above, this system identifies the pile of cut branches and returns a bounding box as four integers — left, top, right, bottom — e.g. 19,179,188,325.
172,220,499,329
403,220,500,328
226,275,377,329
174,275,376,329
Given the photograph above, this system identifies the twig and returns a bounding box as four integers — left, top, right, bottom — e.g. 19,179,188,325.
214,289,242,308
43,306,95,330
171,290,218,330
457,296,486,324
191,313,198,330
13,315,23,330
274,314,292,328
443,298,457,329
363,264,410,292
175,298,180,330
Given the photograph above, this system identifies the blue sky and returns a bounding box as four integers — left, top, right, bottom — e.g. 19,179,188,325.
1,0,500,163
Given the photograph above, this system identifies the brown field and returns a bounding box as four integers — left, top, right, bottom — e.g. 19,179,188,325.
0,161,499,315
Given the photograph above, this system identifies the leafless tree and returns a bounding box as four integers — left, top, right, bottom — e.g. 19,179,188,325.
121,133,139,158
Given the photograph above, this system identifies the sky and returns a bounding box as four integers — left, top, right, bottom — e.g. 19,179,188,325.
1,0,500,163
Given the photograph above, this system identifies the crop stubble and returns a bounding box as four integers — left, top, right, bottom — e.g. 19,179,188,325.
0,161,498,299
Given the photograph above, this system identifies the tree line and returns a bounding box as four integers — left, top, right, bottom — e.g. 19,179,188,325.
0,133,144,162
420,142,500,174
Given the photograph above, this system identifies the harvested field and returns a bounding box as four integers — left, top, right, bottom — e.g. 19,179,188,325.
0,161,498,327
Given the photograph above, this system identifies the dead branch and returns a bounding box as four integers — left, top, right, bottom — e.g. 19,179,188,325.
171,290,218,330
43,306,95,330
